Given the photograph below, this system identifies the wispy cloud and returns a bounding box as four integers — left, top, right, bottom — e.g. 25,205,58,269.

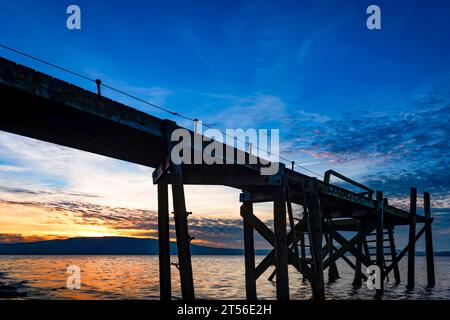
278,89,450,193
0,129,250,220
204,93,288,129
0,233,50,243
0,165,27,173
0,199,271,248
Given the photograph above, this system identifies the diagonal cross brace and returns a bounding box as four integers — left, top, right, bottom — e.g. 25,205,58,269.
384,222,429,275
241,210,314,280
332,245,368,281
323,222,374,269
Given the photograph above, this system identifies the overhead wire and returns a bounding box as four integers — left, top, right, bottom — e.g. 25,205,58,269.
0,43,324,178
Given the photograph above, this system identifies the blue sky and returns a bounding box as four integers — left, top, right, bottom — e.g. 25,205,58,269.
0,0,449,249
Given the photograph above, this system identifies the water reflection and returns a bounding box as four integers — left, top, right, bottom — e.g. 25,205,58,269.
0,256,448,300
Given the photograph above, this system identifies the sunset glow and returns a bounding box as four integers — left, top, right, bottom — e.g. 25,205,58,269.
0,0,449,252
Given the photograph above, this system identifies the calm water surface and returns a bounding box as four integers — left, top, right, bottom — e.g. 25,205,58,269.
0,255,449,300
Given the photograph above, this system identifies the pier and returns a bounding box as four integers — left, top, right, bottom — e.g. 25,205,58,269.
0,57,435,300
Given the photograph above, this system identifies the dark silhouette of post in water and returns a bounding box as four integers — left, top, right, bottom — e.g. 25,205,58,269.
273,185,290,300
0,57,437,301
326,225,340,283
158,182,171,300
424,192,435,288
352,220,363,287
375,191,385,295
241,202,257,300
386,224,401,284
164,121,195,300
407,187,417,290
308,179,325,300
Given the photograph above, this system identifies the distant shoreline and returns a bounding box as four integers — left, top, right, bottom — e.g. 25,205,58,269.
1,236,449,256
0,236,271,256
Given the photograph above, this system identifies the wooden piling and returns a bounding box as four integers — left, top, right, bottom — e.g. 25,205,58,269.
170,165,195,300
299,212,307,283
300,206,307,261
95,79,101,96
273,187,290,300
326,226,340,282
375,191,384,295
165,121,195,300
407,187,417,290
308,181,325,300
241,201,257,300
424,192,435,288
158,183,171,300
352,220,363,287
387,225,400,284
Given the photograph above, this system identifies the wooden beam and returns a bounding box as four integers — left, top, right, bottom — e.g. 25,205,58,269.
255,251,275,279
153,155,171,184
159,167,284,187
241,202,257,300
240,210,274,246
240,191,274,203
407,187,417,290
158,182,171,300
424,192,435,288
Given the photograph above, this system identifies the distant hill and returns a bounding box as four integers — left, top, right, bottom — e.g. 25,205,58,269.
0,237,448,256
0,237,269,255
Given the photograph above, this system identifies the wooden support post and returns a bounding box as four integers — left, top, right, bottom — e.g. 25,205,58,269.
273,187,290,300
95,79,101,96
407,187,417,290
158,183,171,300
300,205,307,262
363,235,370,258
352,220,363,287
308,180,325,300
241,201,257,300
387,225,400,284
424,192,435,288
299,214,307,283
170,166,195,300
286,184,300,272
375,191,384,295
299,232,306,259
326,222,340,283
165,121,195,300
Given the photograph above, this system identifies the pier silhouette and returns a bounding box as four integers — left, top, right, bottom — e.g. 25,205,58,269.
0,56,435,300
